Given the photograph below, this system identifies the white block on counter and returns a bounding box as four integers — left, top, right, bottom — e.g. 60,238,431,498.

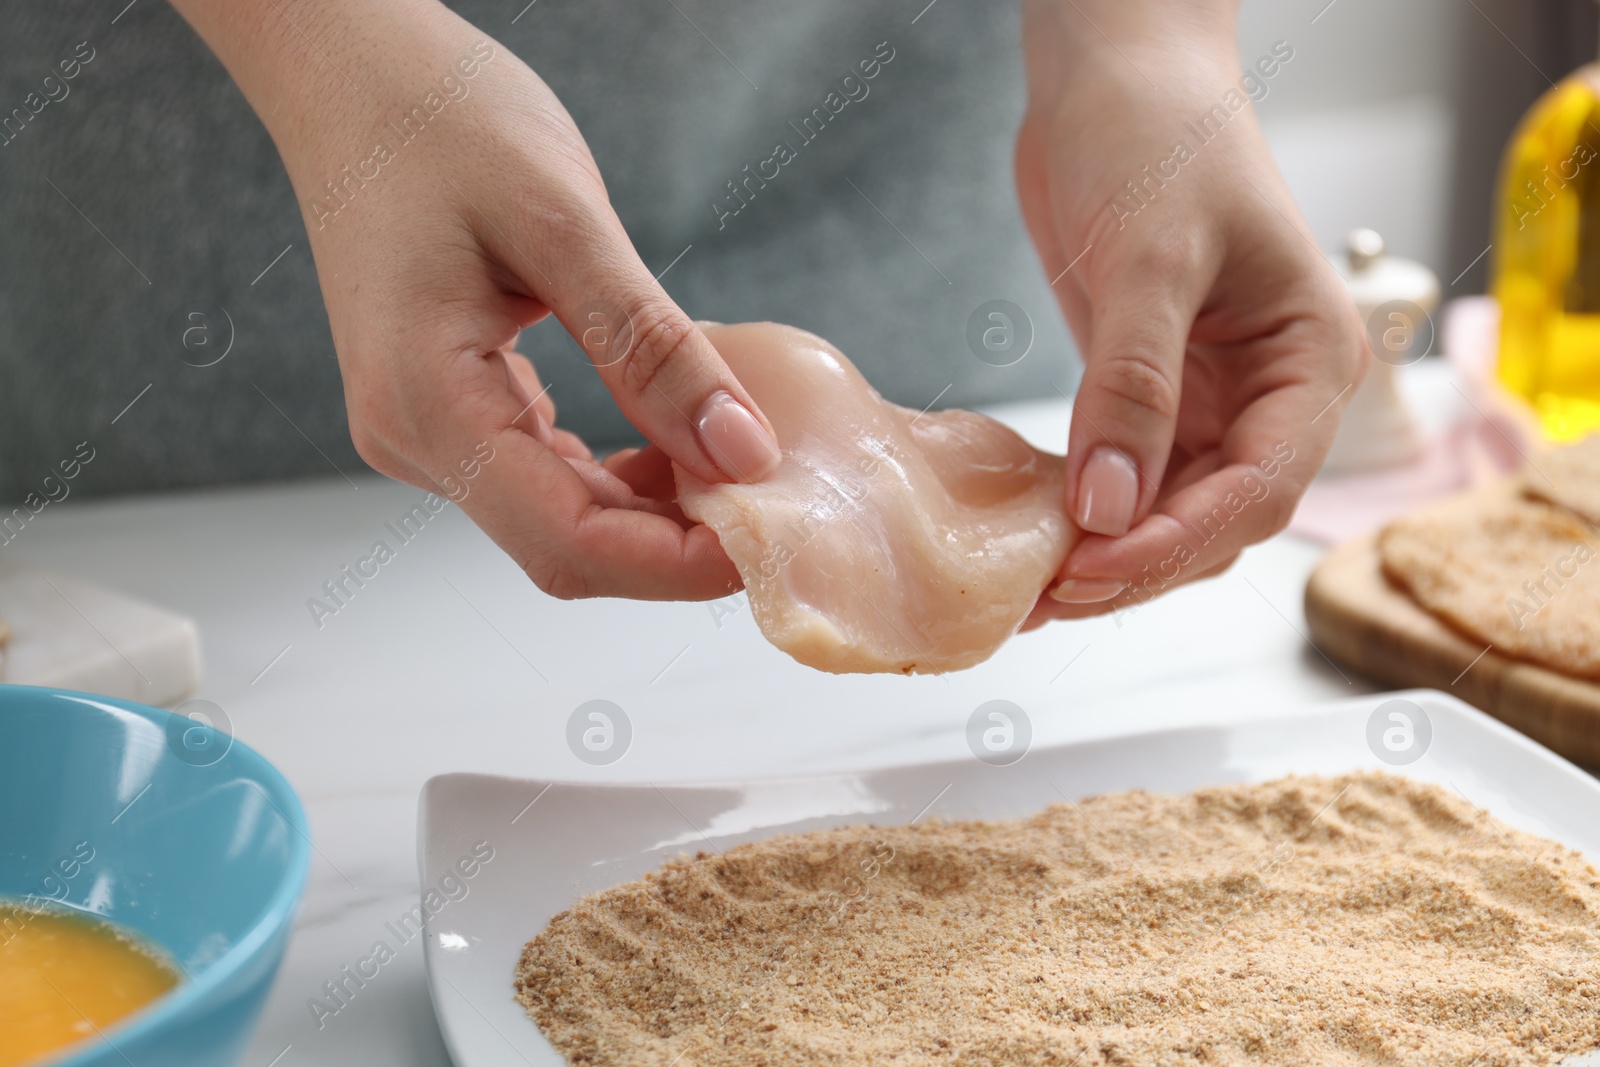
0,562,200,707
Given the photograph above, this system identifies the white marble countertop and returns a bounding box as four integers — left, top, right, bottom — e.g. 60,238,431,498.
12,395,1386,1067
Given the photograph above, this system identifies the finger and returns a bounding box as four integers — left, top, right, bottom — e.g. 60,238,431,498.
1066,241,1215,538
1040,443,1214,596
604,446,642,468
1030,547,1241,630
602,444,679,503
1058,365,1340,592
348,405,508,510
1190,553,1240,584
418,348,740,601
491,348,591,460
476,429,738,600
489,348,554,447
561,456,680,517
490,199,782,487
1061,474,1286,599
503,350,558,426
550,428,593,462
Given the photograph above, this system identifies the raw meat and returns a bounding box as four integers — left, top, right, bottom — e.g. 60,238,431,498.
676,322,1074,674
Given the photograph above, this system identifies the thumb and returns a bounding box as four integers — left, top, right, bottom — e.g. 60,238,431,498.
1067,255,1206,536
520,207,782,485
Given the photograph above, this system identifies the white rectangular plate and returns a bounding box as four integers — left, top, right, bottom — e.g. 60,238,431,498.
418,690,1600,1066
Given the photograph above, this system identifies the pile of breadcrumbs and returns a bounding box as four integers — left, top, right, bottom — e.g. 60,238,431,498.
516,772,1600,1066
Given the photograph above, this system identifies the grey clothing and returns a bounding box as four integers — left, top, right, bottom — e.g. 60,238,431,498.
0,1,1075,501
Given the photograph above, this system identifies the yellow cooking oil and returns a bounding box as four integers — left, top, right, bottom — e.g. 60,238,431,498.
0,903,180,1066
1493,60,1600,442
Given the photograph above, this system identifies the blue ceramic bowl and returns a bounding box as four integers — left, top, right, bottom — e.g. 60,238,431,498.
0,685,309,1067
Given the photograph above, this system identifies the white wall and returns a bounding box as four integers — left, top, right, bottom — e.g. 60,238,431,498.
1237,0,1463,280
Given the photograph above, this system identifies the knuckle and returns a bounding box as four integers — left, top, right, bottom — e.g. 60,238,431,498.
348,424,389,471
1116,222,1207,285
523,551,592,601
1093,349,1180,422
1349,325,1375,382
1322,289,1373,381
529,187,604,249
346,396,408,477
1208,554,1243,580
617,306,698,396
1261,491,1296,538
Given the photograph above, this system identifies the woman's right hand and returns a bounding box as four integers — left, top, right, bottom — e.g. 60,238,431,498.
170,0,781,600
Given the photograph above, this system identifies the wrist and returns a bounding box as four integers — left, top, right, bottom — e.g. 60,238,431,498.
1021,0,1241,103
1022,0,1238,46
166,0,457,179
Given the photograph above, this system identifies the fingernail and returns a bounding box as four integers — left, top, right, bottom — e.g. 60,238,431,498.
1049,578,1128,603
695,391,782,482
1075,447,1139,536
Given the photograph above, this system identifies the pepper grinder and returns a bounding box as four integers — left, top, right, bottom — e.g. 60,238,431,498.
1322,228,1433,474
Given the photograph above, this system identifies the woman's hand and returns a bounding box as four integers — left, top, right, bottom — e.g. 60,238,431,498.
1015,0,1369,624
170,0,780,600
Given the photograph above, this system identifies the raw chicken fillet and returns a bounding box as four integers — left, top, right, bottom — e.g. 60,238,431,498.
676,322,1076,674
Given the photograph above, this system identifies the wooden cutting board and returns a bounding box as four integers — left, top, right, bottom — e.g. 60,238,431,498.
1304,484,1600,767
